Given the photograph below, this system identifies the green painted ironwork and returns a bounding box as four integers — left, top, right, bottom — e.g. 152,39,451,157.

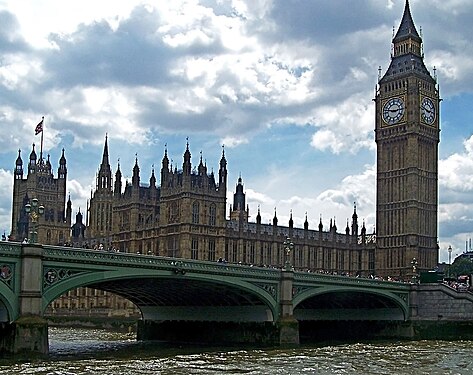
0,242,411,323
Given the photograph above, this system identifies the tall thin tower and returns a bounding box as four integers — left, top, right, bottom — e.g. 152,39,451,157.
375,0,440,277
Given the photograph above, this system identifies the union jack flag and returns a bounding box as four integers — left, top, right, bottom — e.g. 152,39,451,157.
35,118,43,135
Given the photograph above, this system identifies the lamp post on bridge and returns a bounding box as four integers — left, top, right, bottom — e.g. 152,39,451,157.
447,245,453,278
25,198,44,244
283,237,294,271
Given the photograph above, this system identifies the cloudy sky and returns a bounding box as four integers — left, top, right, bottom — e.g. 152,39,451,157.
1,0,472,263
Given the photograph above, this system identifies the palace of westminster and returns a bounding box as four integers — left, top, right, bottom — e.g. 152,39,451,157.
8,1,441,314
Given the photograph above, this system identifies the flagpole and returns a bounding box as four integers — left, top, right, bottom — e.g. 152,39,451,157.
40,116,44,162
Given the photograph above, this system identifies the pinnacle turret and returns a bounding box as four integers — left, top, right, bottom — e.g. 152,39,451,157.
97,135,112,190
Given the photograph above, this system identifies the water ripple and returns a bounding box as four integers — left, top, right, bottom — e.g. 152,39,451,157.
1,329,473,374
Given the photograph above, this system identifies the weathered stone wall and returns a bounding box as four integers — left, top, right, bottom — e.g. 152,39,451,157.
412,284,473,320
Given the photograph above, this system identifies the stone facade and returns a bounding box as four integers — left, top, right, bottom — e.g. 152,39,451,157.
83,139,376,276
374,0,440,277
412,284,473,321
10,147,71,245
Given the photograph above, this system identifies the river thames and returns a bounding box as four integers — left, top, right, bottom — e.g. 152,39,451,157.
1,327,473,374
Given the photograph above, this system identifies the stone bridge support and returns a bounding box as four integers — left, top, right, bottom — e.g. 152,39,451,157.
277,268,299,345
1,245,48,357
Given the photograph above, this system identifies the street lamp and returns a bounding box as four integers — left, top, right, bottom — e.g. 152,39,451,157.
283,237,294,271
448,245,453,278
24,198,44,244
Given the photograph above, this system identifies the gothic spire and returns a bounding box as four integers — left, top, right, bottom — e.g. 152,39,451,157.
150,166,156,187
16,149,22,166
114,159,122,196
59,148,66,165
132,154,140,187
97,135,112,190
183,138,191,175
380,0,433,83
219,144,227,187
29,143,37,162
103,133,109,158
393,0,421,44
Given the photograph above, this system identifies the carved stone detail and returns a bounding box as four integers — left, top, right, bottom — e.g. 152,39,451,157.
43,267,86,289
0,263,14,290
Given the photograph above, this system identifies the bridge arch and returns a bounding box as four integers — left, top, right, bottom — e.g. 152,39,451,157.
0,283,16,322
293,285,408,321
42,268,279,322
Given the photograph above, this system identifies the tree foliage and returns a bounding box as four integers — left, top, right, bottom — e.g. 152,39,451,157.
448,257,473,278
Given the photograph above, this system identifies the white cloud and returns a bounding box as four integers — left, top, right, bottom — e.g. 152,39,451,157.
221,136,248,148
1,0,473,257
439,134,473,191
310,93,374,154
247,163,376,232
67,178,90,215
2,0,141,47
0,169,13,234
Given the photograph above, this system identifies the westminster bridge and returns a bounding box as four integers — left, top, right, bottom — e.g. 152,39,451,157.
1,242,473,356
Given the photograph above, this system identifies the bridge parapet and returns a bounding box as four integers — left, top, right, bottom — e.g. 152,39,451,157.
294,272,411,291
0,243,22,256
43,246,280,280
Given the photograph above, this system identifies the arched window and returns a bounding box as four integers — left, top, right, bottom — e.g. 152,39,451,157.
191,237,199,260
209,204,216,226
169,202,179,223
208,239,216,261
192,202,200,224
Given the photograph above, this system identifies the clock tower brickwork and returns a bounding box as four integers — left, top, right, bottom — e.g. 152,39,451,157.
375,0,440,277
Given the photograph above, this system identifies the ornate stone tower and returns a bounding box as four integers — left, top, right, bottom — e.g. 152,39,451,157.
87,135,114,247
230,176,249,223
159,142,227,260
375,0,440,277
10,145,71,245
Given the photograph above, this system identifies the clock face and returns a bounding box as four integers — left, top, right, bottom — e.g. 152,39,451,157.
421,97,436,125
383,97,405,125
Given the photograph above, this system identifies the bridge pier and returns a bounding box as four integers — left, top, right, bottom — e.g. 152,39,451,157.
0,245,48,357
137,320,281,345
0,316,49,357
277,268,300,346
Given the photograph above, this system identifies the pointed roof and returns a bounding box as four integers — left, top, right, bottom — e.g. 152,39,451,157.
183,138,191,161
115,159,122,176
150,166,156,186
133,154,139,173
393,0,421,43
380,0,434,84
101,134,110,166
29,143,37,161
220,144,227,167
16,149,23,166
59,148,66,165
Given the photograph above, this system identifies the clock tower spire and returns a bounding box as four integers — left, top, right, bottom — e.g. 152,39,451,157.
375,0,440,278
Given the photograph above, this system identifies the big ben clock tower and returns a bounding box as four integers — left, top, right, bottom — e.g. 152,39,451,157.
375,0,440,278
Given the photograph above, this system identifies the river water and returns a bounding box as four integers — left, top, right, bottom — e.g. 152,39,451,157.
1,327,472,374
